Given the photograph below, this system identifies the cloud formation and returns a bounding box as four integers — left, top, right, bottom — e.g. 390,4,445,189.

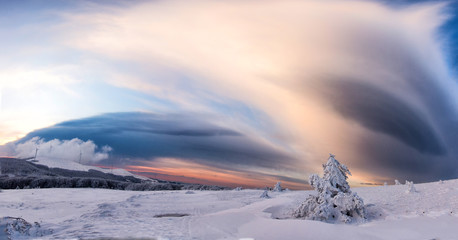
1,137,112,164
316,79,446,155
1,0,458,186
19,112,297,171
54,0,458,182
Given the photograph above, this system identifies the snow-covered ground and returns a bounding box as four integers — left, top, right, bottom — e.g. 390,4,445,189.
1,179,458,239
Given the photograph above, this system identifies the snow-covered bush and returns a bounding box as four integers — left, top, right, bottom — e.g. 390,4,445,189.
293,154,366,223
260,190,270,198
395,179,401,185
273,182,282,192
405,181,416,193
1,217,52,239
234,187,243,191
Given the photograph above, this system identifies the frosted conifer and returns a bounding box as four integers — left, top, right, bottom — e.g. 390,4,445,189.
405,181,416,193
260,190,270,198
293,154,366,223
273,182,282,192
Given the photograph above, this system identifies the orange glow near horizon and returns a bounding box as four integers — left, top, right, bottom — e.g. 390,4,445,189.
94,157,391,190
112,158,309,190
95,159,384,189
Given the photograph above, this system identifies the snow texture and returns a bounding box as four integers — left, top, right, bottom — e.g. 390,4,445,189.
0,179,458,239
294,154,366,223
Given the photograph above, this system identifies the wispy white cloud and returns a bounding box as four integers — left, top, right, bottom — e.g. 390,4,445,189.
1,137,112,164
0,66,82,144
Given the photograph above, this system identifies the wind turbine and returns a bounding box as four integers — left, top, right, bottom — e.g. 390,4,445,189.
33,147,39,162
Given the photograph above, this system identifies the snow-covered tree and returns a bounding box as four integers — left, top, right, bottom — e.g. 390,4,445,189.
383,182,387,187
293,154,366,223
405,181,416,193
395,179,401,185
260,190,270,198
273,182,282,192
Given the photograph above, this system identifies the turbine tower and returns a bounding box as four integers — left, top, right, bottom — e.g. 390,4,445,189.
33,147,39,162
79,149,82,164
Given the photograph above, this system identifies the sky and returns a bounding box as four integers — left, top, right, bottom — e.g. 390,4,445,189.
0,0,457,189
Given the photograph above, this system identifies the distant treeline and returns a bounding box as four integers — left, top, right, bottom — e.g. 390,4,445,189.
0,176,227,191
0,158,228,191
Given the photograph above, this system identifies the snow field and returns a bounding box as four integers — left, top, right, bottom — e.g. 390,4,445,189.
0,179,457,239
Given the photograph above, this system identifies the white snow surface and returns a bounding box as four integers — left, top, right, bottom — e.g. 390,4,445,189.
1,179,458,239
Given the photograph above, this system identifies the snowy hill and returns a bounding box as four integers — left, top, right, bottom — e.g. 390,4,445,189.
0,158,229,192
0,157,144,184
30,157,147,180
1,179,457,239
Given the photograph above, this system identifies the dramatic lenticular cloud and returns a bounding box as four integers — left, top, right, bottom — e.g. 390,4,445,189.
1,0,457,187
20,112,295,170
16,112,305,188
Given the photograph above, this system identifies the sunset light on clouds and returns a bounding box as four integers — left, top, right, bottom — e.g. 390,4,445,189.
1,0,457,189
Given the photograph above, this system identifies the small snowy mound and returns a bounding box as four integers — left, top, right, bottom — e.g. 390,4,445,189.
0,217,51,239
294,154,366,223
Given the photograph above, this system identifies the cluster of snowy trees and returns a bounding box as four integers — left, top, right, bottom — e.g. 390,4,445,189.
394,179,417,193
293,154,366,223
258,181,285,198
